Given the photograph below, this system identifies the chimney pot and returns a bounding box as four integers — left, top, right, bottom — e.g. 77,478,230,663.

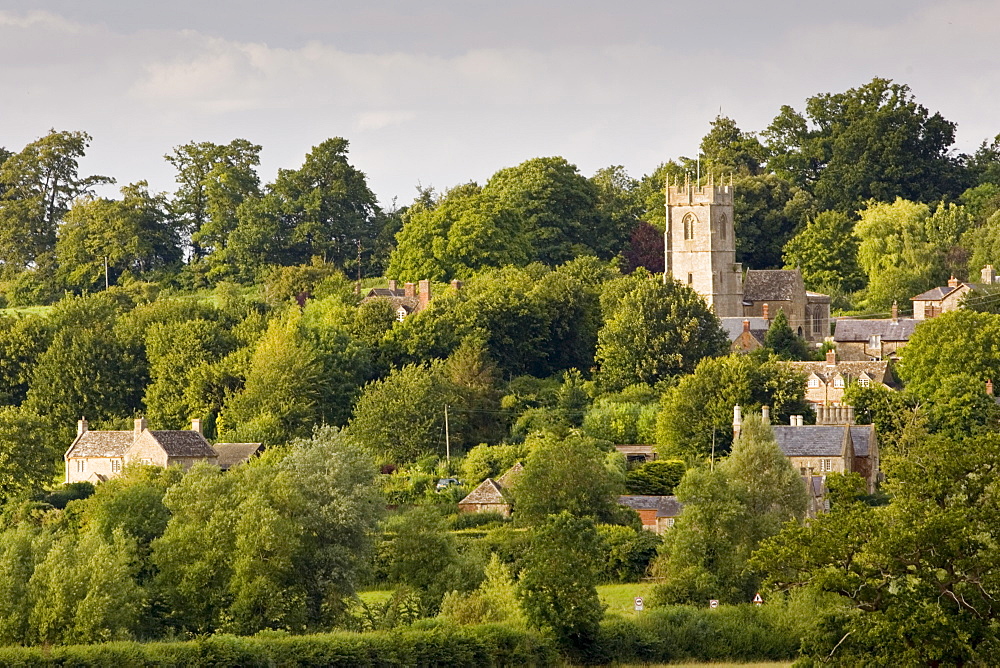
77,417,88,436
733,405,743,440
891,301,899,322
987,379,994,397
742,319,750,333
826,349,836,366
761,405,770,423
948,276,960,288
134,417,147,437
982,265,997,285
404,282,415,298
847,406,855,424
191,418,202,435
451,279,463,292
762,303,770,321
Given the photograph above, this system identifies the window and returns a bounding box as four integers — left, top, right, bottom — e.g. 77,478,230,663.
665,517,675,528
396,307,406,322
868,334,881,349
75,459,86,473
820,458,833,472
111,459,122,473
858,377,870,388
687,273,693,285
682,213,696,240
808,377,820,388
833,376,845,388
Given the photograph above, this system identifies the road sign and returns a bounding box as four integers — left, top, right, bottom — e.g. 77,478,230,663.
709,599,719,609
753,593,763,606
634,596,644,611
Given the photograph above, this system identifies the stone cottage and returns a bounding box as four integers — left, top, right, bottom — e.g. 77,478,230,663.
617,495,683,534
833,308,919,361
784,349,895,407
457,463,523,517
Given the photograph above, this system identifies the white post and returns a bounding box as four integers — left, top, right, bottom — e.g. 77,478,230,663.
444,404,451,463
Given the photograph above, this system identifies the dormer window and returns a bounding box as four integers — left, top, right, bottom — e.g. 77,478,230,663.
833,376,845,389
858,377,870,388
808,377,820,388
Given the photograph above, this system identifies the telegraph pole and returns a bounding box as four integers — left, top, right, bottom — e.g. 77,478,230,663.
444,404,451,463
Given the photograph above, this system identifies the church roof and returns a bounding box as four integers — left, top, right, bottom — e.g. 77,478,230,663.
742,270,804,302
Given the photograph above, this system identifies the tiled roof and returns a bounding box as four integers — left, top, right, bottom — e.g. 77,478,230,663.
742,270,804,302
618,495,683,518
137,430,217,458
720,317,770,342
366,287,405,298
834,318,919,342
785,360,892,385
849,425,873,458
495,463,523,490
66,431,133,458
772,425,849,457
213,443,263,470
459,478,508,506
911,286,957,301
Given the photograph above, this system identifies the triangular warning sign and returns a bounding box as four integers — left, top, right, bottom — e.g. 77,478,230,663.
752,593,763,604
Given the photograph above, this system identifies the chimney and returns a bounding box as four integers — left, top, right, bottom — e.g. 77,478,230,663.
817,405,826,424
418,279,431,312
761,405,770,424
762,303,770,322
77,417,88,436
404,282,415,298
451,279,463,292
988,379,995,397
191,418,202,435
982,265,997,285
733,405,743,440
826,348,836,366
742,319,751,333
134,417,147,437
388,279,397,291
948,276,959,288
891,300,898,323
791,415,803,426
846,406,855,424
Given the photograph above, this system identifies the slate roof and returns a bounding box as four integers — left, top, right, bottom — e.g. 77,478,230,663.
213,443,263,470
618,495,683,518
849,425,873,458
66,431,134,458
785,360,892,385
363,287,421,314
495,463,523,490
134,430,218,458
366,287,405,298
459,478,509,506
834,318,919,343
720,317,770,342
742,269,804,302
911,286,956,301
772,425,849,457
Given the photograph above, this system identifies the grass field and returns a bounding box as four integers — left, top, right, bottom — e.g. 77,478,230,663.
598,582,657,618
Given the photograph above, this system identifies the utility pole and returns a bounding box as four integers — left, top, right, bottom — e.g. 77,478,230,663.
444,404,451,463
104,256,109,290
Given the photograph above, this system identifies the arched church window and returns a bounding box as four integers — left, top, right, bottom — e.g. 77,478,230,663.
683,213,696,240
719,214,727,239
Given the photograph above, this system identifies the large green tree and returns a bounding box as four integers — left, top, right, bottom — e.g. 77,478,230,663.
764,78,966,213
783,210,864,292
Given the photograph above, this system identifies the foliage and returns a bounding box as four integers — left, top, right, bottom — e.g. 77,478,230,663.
624,459,685,496
461,443,527,488
517,512,605,650
510,432,624,525
439,554,526,626
762,310,809,360
783,210,864,292
595,524,661,583
0,407,64,504
656,352,809,459
596,272,728,391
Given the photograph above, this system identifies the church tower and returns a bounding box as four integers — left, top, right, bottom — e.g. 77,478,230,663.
664,177,743,317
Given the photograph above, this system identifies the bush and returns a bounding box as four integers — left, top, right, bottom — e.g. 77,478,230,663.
624,459,685,495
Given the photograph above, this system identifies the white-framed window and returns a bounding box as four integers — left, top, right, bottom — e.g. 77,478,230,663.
833,376,845,389
868,334,882,349
665,517,675,528
808,377,820,388
76,459,86,473
820,458,833,472
858,377,870,388
111,459,122,473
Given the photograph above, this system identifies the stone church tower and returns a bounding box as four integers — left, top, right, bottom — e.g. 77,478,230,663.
664,178,744,317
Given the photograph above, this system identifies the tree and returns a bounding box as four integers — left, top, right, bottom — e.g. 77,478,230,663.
622,221,665,274
653,414,806,605
733,173,816,270
625,460,686,496
0,407,62,502
510,432,624,525
895,309,1000,401
595,272,728,391
0,130,112,274
165,139,261,262
753,426,1000,665
380,508,466,613
656,352,809,460
56,182,181,291
763,310,809,360
0,314,50,406
783,210,865,292
966,132,1000,187
517,512,604,650
590,165,642,255
764,78,966,213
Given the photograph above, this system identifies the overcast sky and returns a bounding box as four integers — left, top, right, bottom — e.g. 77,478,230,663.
2,1,998,207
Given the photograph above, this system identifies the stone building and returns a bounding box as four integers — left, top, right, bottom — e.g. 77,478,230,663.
362,279,462,321
784,349,895,406
770,413,880,494
617,495,682,534
457,463,522,517
64,417,258,484
833,308,919,361
664,178,829,343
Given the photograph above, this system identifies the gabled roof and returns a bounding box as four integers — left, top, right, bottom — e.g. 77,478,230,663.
495,462,523,490
458,478,509,506
132,430,217,458
66,431,133,459
366,287,406,298
618,495,683,518
834,318,919,343
213,443,263,470
742,269,804,302
849,425,874,458
720,317,770,342
772,425,850,457
785,360,893,385
911,285,958,301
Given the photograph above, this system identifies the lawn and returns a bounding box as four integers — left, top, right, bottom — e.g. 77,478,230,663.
597,582,657,618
